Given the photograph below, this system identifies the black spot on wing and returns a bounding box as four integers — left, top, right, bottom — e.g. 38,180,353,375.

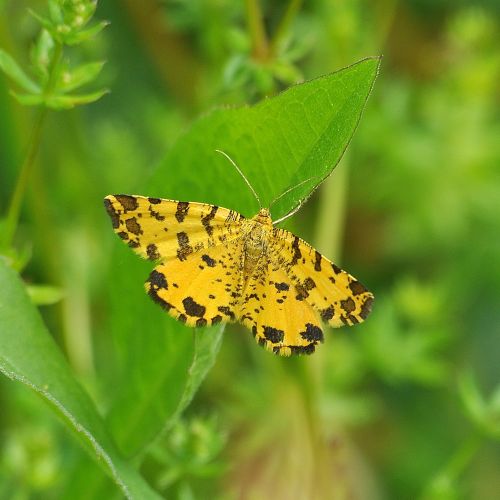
148,269,168,290
320,306,334,321
262,326,285,343
290,344,316,355
290,236,302,265
125,217,142,235
211,315,223,325
146,243,160,260
340,297,356,313
202,254,216,267
104,198,120,228
115,194,139,212
183,296,206,317
300,323,324,342
177,231,193,261
295,284,308,301
149,293,173,312
218,306,235,320
175,201,189,223
314,251,322,272
303,277,316,290
149,205,165,221
331,262,342,274
147,270,173,311
201,205,218,236
148,197,161,204
349,280,367,295
274,282,290,291
360,296,374,319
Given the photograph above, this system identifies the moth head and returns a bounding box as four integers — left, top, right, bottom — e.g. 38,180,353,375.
254,208,272,226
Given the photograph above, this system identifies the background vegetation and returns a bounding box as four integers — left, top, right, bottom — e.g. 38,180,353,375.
1,0,499,498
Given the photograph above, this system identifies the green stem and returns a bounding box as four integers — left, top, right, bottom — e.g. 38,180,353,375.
2,108,47,249
245,0,269,61
441,433,483,483
313,153,349,264
1,42,63,250
269,0,303,56
422,432,483,498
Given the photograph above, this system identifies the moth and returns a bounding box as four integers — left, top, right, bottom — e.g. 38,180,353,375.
104,152,373,356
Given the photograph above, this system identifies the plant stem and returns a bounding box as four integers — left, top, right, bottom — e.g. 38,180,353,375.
2,107,47,249
1,42,63,250
245,0,269,61
440,433,483,483
270,0,303,56
313,153,349,264
422,432,483,498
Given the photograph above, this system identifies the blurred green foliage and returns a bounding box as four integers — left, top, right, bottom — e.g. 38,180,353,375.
0,0,499,499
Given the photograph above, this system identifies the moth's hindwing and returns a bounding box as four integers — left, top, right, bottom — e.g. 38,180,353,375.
145,240,245,327
238,258,324,356
270,228,374,328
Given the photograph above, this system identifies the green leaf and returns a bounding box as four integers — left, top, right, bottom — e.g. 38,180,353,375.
10,91,44,106
149,57,381,220
64,21,110,45
0,49,40,93
45,88,109,109
67,264,224,496
48,0,63,24
57,61,105,93
97,58,378,493
0,260,161,499
176,327,224,413
459,372,500,439
105,270,225,456
30,29,55,82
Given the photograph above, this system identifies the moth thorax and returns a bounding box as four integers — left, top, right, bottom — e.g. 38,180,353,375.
247,222,268,250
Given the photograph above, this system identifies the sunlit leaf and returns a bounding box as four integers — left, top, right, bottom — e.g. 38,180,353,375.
103,57,380,460
150,57,381,219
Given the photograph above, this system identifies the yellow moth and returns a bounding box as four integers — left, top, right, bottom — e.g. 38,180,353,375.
104,152,373,356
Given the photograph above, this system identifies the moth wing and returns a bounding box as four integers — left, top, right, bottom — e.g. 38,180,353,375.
104,194,243,262
270,228,374,327
237,259,323,356
145,238,244,327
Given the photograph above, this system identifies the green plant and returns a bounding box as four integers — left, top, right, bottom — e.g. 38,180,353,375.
0,0,107,255
0,31,380,494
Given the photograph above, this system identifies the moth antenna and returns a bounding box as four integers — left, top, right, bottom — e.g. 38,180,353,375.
269,176,316,210
273,198,305,225
216,149,262,208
